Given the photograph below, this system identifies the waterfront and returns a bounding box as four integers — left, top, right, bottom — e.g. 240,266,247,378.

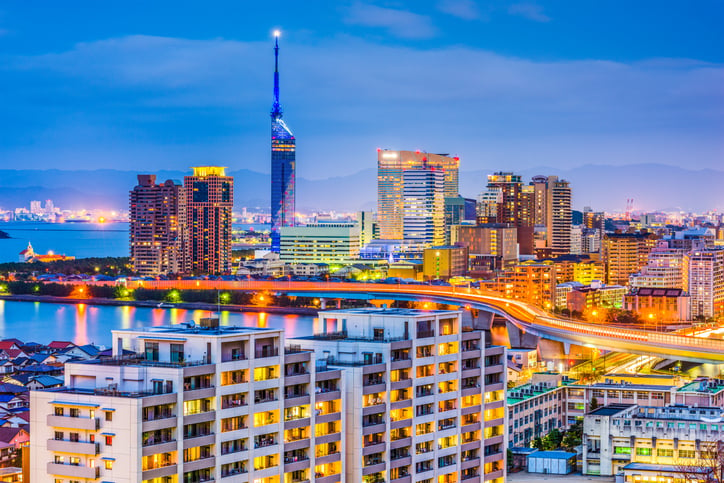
0,299,316,347
0,222,270,263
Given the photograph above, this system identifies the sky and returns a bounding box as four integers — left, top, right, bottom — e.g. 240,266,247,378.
0,0,722,181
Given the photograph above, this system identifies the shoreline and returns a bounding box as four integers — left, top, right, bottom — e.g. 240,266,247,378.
0,294,319,316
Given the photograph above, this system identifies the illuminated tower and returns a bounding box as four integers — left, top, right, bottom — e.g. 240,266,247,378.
270,31,296,252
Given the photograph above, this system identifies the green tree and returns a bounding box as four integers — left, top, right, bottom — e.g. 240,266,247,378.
531,437,544,450
542,428,563,450
590,397,600,410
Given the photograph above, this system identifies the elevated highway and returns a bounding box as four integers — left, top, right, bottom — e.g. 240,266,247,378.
101,280,724,363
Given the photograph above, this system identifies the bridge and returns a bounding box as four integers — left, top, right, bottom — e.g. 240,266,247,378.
96,280,724,363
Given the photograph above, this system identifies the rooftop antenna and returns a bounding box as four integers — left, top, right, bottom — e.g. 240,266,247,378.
271,30,282,119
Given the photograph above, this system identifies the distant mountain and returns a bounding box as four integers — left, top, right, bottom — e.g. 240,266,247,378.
0,164,721,213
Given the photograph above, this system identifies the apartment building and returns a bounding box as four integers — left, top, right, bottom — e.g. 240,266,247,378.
293,308,507,483
583,404,724,481
30,319,345,483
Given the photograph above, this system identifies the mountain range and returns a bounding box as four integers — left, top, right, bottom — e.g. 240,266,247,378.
0,164,721,214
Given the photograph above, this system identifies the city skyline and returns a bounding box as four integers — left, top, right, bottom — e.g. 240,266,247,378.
0,1,721,187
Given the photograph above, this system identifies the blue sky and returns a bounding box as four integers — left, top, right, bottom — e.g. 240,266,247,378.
0,0,722,180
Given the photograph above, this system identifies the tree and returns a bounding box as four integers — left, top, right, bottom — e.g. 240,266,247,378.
590,397,600,410
676,441,724,483
531,437,544,450
542,428,563,450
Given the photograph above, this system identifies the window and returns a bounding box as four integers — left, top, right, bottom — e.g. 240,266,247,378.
69,408,80,418
679,450,695,459
105,436,113,446
635,447,651,456
69,433,79,442
145,342,159,361
105,460,114,470
657,449,673,457
54,431,63,440
54,407,64,416
105,411,113,422
170,343,184,363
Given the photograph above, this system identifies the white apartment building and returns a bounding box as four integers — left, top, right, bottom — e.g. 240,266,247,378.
293,308,507,483
686,248,724,318
584,404,724,481
629,241,688,290
30,319,345,483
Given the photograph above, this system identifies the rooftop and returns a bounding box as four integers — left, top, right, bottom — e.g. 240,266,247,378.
677,379,724,394
319,307,459,317
113,322,279,337
589,404,635,416
528,450,576,460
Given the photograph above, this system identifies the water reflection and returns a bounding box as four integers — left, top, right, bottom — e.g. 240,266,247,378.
0,301,316,347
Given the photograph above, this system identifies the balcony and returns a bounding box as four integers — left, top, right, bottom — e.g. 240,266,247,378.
47,439,99,455
47,462,100,479
46,415,99,431
255,347,280,359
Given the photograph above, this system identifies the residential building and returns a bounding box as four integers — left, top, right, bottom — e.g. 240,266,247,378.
566,281,626,312
270,34,296,253
377,150,459,241
583,404,724,480
484,262,557,309
602,233,658,286
30,320,345,483
280,224,361,265
686,248,724,318
294,308,507,483
129,175,185,276
184,166,234,274
629,241,688,290
507,373,568,447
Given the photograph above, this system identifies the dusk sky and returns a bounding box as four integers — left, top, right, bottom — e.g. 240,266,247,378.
0,1,722,180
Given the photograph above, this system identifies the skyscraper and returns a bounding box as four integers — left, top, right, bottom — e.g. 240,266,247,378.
377,149,459,240
129,175,185,276
270,32,296,252
184,166,234,274
402,167,445,247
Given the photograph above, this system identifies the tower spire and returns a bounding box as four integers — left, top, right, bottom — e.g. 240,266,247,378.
271,30,282,119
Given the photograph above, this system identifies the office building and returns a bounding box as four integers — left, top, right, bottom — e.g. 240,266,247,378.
402,168,445,248
686,248,724,318
293,307,507,483
129,175,185,276
529,176,572,256
583,404,724,480
484,262,557,309
184,166,234,274
270,33,296,253
30,320,345,483
444,196,475,245
422,246,468,280
280,224,361,265
451,224,518,273
377,150,459,241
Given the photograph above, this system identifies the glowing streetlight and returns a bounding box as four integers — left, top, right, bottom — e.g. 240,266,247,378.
273,29,281,38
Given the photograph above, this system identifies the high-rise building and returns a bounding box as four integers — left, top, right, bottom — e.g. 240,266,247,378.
686,248,724,318
184,166,234,274
295,308,507,483
377,150,459,240
602,233,658,286
30,321,345,483
451,224,518,272
129,175,185,276
529,176,572,255
402,168,445,247
629,240,688,289
270,32,296,253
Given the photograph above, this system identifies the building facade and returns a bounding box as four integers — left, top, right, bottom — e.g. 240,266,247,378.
293,308,507,483
686,248,724,318
184,167,234,274
377,150,459,241
129,175,185,276
280,224,361,265
402,168,445,248
30,321,345,483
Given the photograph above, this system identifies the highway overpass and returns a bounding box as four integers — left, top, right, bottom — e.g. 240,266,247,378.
91,280,724,363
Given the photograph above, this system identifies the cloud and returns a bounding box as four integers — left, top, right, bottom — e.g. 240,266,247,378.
343,2,437,39
3,34,723,177
508,3,550,22
436,0,479,20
